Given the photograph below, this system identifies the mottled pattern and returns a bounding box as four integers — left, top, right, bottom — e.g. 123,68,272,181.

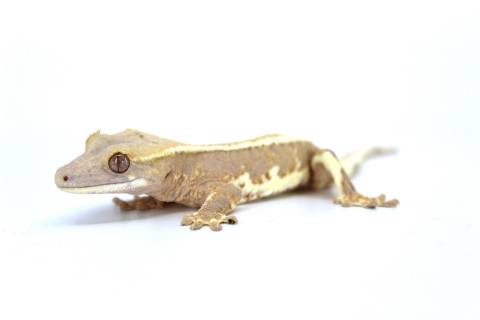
152,141,316,207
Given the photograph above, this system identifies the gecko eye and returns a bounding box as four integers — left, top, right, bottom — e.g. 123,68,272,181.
108,152,130,174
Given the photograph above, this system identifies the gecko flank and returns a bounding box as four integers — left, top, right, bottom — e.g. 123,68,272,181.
55,129,399,231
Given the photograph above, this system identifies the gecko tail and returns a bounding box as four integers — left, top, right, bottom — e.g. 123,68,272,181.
340,147,397,177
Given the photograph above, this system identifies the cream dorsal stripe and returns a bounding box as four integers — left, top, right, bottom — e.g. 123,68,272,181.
133,135,307,161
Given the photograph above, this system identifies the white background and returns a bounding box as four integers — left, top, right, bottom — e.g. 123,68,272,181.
0,1,479,319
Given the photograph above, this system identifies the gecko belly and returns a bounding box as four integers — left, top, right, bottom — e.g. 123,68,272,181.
231,166,310,204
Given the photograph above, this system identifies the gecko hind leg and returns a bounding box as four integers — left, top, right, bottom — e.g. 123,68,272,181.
181,184,241,231
311,150,399,208
113,196,165,211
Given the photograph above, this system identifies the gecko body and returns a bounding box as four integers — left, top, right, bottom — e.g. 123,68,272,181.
55,129,398,231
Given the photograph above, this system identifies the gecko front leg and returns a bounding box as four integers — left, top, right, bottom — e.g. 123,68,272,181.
181,184,241,231
113,196,165,211
311,150,399,208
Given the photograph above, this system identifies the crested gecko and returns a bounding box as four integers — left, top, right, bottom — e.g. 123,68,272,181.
55,129,399,231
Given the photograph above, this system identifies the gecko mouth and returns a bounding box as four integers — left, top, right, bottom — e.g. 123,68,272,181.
59,178,148,194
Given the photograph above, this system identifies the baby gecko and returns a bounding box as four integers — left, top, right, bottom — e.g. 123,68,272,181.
55,129,399,231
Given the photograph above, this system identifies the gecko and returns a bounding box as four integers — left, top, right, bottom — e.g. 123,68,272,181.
55,129,399,231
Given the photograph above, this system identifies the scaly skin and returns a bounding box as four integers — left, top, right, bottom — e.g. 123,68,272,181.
55,129,399,231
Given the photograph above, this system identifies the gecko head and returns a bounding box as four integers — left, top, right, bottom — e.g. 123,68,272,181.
55,129,168,194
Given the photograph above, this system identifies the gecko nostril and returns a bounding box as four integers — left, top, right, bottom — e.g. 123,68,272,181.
63,176,69,182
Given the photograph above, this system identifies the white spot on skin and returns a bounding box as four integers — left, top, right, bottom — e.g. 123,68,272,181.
231,166,310,204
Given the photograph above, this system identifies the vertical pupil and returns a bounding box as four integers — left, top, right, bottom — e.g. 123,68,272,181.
115,156,121,170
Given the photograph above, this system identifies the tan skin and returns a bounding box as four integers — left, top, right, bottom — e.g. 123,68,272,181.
55,129,399,231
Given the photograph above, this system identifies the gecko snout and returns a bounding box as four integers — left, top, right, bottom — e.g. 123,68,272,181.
55,166,73,188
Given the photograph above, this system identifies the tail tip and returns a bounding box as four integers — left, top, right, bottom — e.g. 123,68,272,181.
371,147,398,156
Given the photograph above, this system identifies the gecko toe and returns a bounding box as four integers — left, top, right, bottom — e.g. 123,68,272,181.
181,214,194,226
190,220,204,230
112,197,134,211
209,219,223,231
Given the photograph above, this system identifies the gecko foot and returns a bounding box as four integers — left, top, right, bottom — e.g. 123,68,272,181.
334,193,399,209
181,211,238,231
113,196,164,211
